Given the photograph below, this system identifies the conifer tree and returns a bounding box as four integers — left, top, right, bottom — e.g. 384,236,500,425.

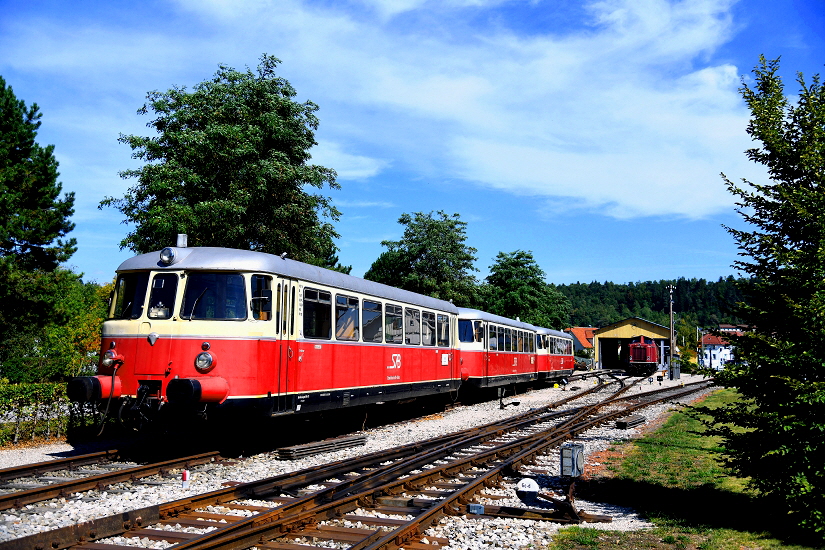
0,76,76,271
704,57,825,542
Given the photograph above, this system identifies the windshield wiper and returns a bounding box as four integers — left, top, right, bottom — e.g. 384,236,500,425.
188,288,208,320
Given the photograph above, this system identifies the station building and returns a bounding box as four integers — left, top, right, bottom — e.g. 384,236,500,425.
592,317,671,370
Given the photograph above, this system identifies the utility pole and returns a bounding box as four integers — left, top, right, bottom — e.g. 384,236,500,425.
668,284,678,380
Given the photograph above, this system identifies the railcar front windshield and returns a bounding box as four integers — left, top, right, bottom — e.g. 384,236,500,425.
181,272,247,320
110,272,150,319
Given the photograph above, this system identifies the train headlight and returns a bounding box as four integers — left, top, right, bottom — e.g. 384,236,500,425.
159,247,176,265
195,351,216,371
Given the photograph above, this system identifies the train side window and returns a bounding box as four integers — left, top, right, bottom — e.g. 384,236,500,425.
290,285,296,336
250,275,273,321
405,308,421,345
458,320,474,343
474,321,484,343
362,300,383,342
385,304,403,344
488,325,498,351
536,334,543,350
566,339,572,355
529,333,535,353
335,294,360,341
497,326,505,351
147,273,177,319
517,330,524,352
504,328,512,352
437,314,450,347
303,288,332,339
422,311,436,346
110,272,149,319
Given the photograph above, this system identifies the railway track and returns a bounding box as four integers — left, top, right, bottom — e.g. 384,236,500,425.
0,450,225,511
0,377,713,550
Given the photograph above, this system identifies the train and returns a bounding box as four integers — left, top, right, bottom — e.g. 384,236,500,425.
626,335,659,376
67,242,575,430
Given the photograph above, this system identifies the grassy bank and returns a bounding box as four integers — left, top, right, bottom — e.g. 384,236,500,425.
548,390,817,549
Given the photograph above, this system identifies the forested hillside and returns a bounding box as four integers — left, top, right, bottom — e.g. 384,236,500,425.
557,276,745,328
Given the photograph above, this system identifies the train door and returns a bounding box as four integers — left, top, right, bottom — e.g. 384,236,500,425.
274,278,296,414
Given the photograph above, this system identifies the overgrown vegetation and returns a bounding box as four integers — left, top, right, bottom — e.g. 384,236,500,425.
548,389,817,549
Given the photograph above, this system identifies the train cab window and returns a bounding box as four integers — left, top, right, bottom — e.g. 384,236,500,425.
147,273,177,319
251,275,273,321
385,304,403,344
405,308,421,345
504,328,512,352
422,311,436,346
437,314,450,347
488,325,498,351
181,272,247,320
110,272,149,319
362,300,383,342
303,288,332,339
335,295,360,341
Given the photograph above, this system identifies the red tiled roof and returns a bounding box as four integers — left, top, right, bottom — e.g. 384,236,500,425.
566,327,595,348
703,332,741,346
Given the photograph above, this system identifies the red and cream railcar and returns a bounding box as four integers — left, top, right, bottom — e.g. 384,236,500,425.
533,327,575,378
68,245,461,425
456,309,572,389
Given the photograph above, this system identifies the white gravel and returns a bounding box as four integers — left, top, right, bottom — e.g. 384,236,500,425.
0,373,715,547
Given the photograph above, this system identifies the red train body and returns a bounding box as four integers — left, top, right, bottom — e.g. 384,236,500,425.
627,335,659,376
67,245,575,428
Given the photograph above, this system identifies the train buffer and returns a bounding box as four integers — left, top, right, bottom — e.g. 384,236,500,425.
615,415,646,429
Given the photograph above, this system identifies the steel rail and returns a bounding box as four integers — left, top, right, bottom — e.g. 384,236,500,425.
0,449,122,483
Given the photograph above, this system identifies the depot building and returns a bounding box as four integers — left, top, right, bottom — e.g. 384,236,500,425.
592,317,671,370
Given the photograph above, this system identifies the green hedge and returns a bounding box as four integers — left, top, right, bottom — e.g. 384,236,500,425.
0,383,96,446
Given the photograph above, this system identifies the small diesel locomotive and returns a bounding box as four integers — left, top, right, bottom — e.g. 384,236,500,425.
68,242,574,429
626,335,660,376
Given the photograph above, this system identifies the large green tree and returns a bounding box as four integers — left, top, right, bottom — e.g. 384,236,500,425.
0,76,76,271
364,211,478,306
704,57,825,541
102,55,342,264
0,76,79,378
481,250,570,329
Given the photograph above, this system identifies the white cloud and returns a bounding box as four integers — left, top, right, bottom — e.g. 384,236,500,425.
311,141,387,180
2,0,756,224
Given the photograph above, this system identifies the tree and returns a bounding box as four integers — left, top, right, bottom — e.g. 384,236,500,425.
0,76,76,271
102,55,342,264
703,57,825,541
482,250,570,329
364,211,478,306
0,76,79,375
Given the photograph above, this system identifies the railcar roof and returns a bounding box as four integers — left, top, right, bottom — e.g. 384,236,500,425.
457,308,570,339
117,247,459,314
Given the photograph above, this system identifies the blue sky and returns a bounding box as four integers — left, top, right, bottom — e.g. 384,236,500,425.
2,0,823,285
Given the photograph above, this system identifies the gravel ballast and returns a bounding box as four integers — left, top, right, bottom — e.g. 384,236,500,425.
0,374,715,547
